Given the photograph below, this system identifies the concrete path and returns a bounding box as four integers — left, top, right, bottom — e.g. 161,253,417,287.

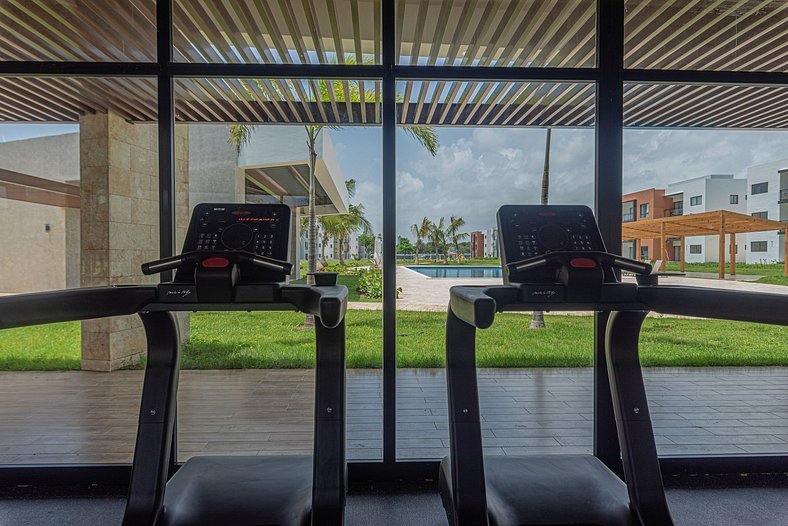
348,265,786,312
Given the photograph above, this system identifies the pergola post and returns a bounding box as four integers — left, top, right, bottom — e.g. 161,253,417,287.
784,234,787,276
718,212,726,279
659,223,666,271
679,236,685,272
729,232,736,276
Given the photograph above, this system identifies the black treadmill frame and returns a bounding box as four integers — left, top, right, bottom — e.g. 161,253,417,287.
441,283,788,525
0,284,348,525
2,0,788,489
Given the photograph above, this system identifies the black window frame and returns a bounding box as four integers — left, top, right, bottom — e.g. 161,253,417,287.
690,195,702,206
752,182,769,195
3,0,788,487
689,244,702,254
730,194,739,204
752,211,769,219
751,241,768,252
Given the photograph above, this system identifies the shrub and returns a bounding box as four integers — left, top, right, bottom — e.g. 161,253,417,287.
356,269,401,299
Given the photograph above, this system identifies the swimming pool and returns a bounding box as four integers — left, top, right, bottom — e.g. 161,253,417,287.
407,266,503,278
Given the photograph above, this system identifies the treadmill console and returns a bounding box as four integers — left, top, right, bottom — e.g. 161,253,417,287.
498,205,606,285
175,203,291,285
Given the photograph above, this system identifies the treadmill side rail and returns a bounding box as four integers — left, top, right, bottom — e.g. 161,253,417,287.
606,311,674,526
312,318,347,526
122,311,181,526
443,309,490,526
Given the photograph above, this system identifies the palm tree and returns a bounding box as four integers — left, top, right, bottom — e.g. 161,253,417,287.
333,203,372,265
228,79,438,286
410,216,431,265
446,216,468,253
430,217,446,264
531,128,552,329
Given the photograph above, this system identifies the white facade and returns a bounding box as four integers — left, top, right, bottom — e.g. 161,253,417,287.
745,159,788,264
666,174,747,264
483,228,499,258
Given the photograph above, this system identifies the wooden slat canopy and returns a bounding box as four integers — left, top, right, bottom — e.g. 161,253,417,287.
0,1,786,127
623,210,788,277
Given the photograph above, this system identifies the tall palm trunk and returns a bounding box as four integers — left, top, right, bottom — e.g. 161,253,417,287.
305,128,319,328
338,236,346,265
531,128,552,329
415,238,420,264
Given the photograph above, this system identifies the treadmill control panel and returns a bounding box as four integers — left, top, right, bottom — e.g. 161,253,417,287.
497,205,606,284
176,203,291,283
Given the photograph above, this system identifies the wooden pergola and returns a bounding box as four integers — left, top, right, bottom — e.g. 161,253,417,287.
622,210,788,278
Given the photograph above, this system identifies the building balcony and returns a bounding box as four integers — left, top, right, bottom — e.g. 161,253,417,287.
623,212,635,222
779,188,788,204
667,205,683,217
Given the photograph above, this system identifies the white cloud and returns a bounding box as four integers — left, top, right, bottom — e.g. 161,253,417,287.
331,127,788,239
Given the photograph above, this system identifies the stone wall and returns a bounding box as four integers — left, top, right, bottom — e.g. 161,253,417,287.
80,110,188,371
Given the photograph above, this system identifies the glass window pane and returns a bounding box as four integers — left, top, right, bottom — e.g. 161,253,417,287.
0,0,156,62
173,0,381,64
0,76,160,464
395,82,596,459
175,79,382,461
396,0,596,67
624,85,788,456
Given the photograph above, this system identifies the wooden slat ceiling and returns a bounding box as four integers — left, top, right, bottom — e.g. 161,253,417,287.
0,1,785,127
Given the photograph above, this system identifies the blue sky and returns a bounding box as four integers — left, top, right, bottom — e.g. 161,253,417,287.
3,123,786,239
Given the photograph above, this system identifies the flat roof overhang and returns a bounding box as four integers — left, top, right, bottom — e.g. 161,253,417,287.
244,161,348,216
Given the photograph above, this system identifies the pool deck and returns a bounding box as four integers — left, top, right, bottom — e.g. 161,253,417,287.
347,266,787,312
2,367,788,464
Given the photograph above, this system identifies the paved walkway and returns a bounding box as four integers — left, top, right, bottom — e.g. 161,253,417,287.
2,368,788,464
346,266,786,311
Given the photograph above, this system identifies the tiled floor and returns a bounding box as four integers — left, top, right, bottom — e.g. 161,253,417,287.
2,368,788,464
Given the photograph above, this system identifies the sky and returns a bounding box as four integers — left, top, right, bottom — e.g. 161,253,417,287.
3,123,786,239
331,126,788,238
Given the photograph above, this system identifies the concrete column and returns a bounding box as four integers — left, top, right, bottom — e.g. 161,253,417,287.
79,110,189,371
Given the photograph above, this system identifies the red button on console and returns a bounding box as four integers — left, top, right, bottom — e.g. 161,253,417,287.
202,257,230,268
569,257,597,268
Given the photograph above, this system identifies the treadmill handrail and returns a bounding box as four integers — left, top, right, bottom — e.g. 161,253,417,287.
282,285,349,329
637,286,788,326
449,284,788,328
0,286,158,329
0,284,350,330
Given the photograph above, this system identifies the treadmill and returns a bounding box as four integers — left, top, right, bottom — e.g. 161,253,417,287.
439,204,788,526
0,203,348,526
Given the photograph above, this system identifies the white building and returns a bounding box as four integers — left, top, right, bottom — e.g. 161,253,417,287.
665,174,747,264
483,228,499,258
745,159,788,264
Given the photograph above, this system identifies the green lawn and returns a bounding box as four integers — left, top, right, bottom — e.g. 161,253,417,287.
665,262,787,286
0,311,785,370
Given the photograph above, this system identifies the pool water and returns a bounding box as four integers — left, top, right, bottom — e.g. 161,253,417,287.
407,266,503,278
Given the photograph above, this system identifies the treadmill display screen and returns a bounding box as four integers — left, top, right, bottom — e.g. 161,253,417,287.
497,205,606,284
176,203,291,283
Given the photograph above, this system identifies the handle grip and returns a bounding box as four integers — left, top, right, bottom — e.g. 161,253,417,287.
141,255,186,275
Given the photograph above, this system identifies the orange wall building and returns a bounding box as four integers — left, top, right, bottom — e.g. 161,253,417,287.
470,231,485,258
622,188,678,261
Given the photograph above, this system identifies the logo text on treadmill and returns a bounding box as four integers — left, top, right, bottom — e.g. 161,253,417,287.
166,289,192,298
531,290,557,298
